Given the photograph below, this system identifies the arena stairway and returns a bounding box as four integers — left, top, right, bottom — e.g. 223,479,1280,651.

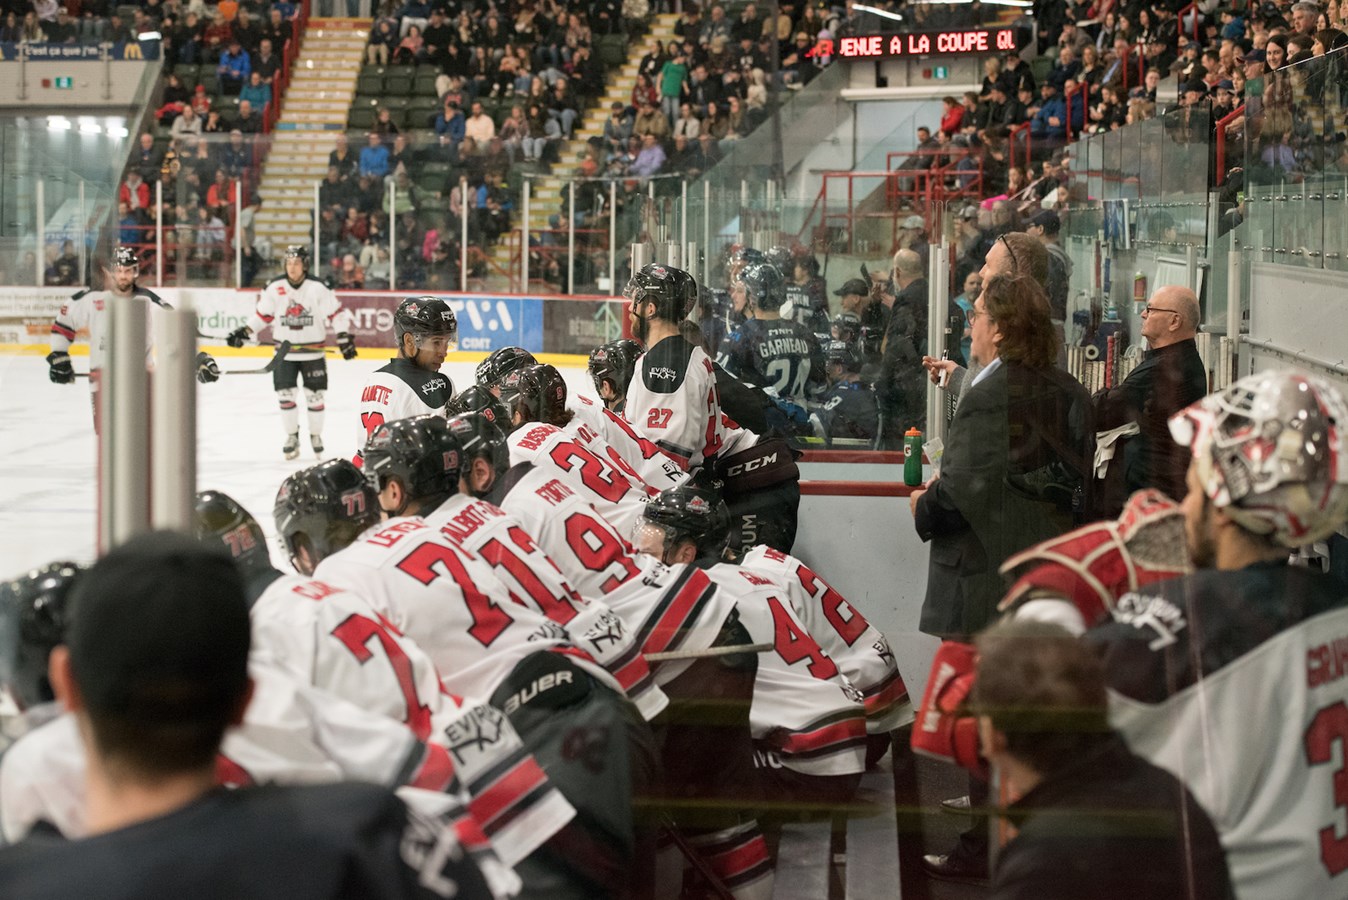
485,12,680,288
253,19,369,256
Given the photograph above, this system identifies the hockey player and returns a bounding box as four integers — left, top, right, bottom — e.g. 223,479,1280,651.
717,262,825,405
279,458,656,900
47,246,220,422
226,245,355,459
624,263,727,472
0,534,494,900
362,416,667,721
809,340,879,447
194,489,575,876
447,410,774,900
0,561,81,754
353,296,457,468
587,338,643,413
631,481,867,821
475,346,537,397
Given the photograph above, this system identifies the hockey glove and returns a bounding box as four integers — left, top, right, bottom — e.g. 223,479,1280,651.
225,326,250,348
337,331,357,360
911,640,988,780
196,352,221,384
46,350,75,384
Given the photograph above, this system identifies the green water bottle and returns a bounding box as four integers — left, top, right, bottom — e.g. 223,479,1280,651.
903,427,924,486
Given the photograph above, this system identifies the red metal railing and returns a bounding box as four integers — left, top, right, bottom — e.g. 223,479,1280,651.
265,0,310,132
1215,104,1245,185
1178,1,1200,43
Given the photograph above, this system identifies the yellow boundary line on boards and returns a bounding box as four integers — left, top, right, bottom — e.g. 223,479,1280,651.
0,344,591,368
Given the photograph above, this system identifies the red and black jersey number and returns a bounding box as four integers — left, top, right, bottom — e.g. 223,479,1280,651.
767,595,838,680
564,512,641,593
1305,700,1348,876
797,566,869,647
396,541,514,648
549,440,631,503
332,612,434,740
479,525,584,625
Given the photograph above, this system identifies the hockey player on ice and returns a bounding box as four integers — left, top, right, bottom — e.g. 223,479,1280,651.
226,245,356,459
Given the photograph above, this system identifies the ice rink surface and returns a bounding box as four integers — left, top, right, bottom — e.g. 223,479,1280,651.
0,350,597,575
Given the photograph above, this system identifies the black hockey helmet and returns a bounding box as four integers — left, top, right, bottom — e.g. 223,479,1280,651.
475,346,537,393
446,384,511,427
112,245,139,269
625,263,698,322
283,244,311,267
193,490,273,580
588,338,643,398
634,480,732,560
511,363,569,426
446,412,511,494
729,246,765,268
274,459,380,566
824,339,862,373
765,245,794,273
363,415,464,504
831,312,862,344
0,561,81,710
394,296,458,350
739,262,786,312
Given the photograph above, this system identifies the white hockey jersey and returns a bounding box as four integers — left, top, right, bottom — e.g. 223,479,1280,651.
567,394,687,491
741,547,912,734
703,562,867,778
625,336,726,470
246,274,353,360
49,285,168,371
312,517,607,703
507,422,656,539
249,573,576,865
354,359,455,467
488,464,733,687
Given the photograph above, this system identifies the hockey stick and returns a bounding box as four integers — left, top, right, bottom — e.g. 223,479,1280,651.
217,341,292,376
644,642,773,662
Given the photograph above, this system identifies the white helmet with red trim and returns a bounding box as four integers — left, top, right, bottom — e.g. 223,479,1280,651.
1169,370,1348,547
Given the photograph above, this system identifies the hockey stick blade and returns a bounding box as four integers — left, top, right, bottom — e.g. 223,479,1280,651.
263,340,292,372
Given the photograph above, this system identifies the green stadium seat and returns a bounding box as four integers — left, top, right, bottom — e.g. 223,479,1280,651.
598,34,627,68
421,160,452,177
382,95,411,110
384,68,414,94
357,73,384,94
348,106,376,130
361,64,389,79
413,70,440,96
174,63,199,81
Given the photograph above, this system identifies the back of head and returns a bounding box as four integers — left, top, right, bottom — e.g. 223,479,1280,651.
509,363,571,427
68,532,250,775
446,383,511,425
824,339,862,373
634,479,732,561
973,618,1110,774
625,263,699,322
999,231,1049,283
193,490,273,582
363,415,464,508
446,412,511,487
893,248,924,280
982,273,1058,369
0,561,81,710
1169,370,1348,547
588,338,643,398
832,311,862,344
739,262,786,312
475,346,537,392
274,459,381,565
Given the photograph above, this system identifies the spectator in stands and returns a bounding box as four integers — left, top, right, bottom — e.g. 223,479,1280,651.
233,99,262,134
497,104,529,164
1031,81,1069,141
732,2,761,44
329,133,358,182
118,201,142,248
1004,50,1036,95
980,56,1008,98
701,4,731,47
393,24,423,65
120,170,151,213
253,38,279,84
523,102,560,162
464,101,496,145
263,6,291,48
319,166,352,214
335,252,364,289
877,248,930,444
421,9,452,66
19,11,45,42
367,17,396,65
630,132,667,179
1047,45,1082,92
359,131,390,179
206,168,237,219
373,107,399,145
232,7,260,55
722,95,748,145
240,71,271,112
1057,20,1091,56
672,102,701,139
602,101,632,156
0,13,20,43
941,96,965,136
686,63,721,109
659,51,689,123
434,100,465,145
1292,0,1323,35
219,130,250,179
218,37,251,95
132,133,162,183
696,131,722,169
631,72,659,113
548,78,579,138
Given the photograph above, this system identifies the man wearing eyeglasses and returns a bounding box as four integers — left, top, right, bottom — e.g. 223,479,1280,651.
1089,285,1207,518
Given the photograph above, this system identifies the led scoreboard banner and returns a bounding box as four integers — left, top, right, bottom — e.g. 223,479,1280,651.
815,26,1019,60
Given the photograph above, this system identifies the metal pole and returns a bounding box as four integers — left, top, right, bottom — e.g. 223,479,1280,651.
35,179,44,285
460,177,469,292
99,296,151,551
703,180,711,285
521,179,531,291
1226,232,1242,380
388,179,396,291
1185,242,1199,295
150,300,196,532
312,180,320,268
234,178,243,288
609,180,617,292
567,180,576,295
926,243,950,446
77,180,86,286
155,179,164,287
680,180,688,261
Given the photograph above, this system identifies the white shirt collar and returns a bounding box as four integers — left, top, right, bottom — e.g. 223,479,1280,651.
970,356,1003,388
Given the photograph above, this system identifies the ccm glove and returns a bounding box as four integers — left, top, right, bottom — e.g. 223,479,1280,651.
46,351,75,384
337,331,357,360
225,326,250,348
196,352,221,384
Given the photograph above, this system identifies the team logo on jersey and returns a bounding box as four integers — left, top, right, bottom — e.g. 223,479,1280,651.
282,301,314,328
443,704,507,767
649,366,678,381
1112,591,1187,650
420,376,447,396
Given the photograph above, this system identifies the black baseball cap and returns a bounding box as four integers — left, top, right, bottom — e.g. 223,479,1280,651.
68,532,250,723
1029,209,1061,235
835,277,872,296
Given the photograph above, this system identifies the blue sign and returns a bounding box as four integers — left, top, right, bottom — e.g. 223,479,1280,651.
448,296,543,353
0,40,160,61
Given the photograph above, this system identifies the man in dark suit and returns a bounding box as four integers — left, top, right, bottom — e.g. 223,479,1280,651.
910,273,1090,882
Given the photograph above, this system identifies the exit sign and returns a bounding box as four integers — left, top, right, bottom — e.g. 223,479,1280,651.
54,76,73,89
934,66,949,79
